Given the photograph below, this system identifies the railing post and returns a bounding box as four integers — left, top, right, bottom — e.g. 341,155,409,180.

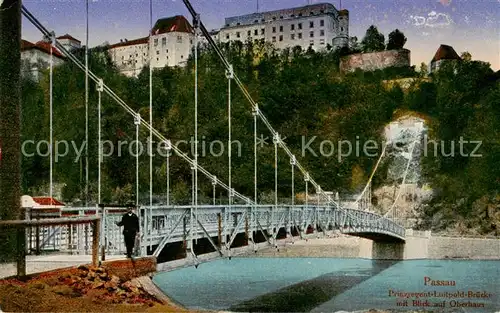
16,227,26,277
217,212,222,250
92,218,100,267
100,205,106,261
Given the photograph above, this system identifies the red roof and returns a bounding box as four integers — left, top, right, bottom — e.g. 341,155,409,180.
21,39,65,59
152,15,193,35
32,197,65,206
108,37,148,49
21,39,35,49
57,34,80,43
431,44,461,63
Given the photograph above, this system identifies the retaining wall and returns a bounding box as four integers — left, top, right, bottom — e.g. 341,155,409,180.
340,49,411,73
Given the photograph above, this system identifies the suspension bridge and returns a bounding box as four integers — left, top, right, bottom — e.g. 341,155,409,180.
2,0,419,276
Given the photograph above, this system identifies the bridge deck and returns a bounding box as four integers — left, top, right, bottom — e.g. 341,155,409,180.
0,255,124,279
19,205,404,259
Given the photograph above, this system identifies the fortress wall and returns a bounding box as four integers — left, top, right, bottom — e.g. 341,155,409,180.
340,49,410,72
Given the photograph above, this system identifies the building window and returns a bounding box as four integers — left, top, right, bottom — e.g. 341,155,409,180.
272,27,276,33
156,57,159,61
310,31,314,37
320,30,325,36
261,19,265,22
226,34,230,39
237,22,240,25
310,40,314,46
280,16,283,19
298,33,302,39
162,37,166,46
254,29,258,36
181,55,183,59
156,50,159,55
254,19,258,23
247,30,251,36
298,13,303,17
177,35,182,43
279,25,283,32
261,28,265,35
310,11,314,16
320,39,325,45
279,35,283,41
341,27,344,32
291,34,295,40
272,17,276,20
291,24,295,31
310,21,314,28
298,23,302,30
272,36,276,42
320,20,324,27
154,38,158,46
236,32,240,38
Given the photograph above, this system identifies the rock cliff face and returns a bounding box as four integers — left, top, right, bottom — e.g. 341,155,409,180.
340,49,411,72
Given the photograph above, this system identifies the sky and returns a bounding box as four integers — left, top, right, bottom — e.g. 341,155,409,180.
21,0,500,70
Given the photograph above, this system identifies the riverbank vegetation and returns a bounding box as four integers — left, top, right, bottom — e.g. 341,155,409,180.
20,28,499,234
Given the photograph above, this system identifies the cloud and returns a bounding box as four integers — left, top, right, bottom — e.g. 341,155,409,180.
426,11,452,27
409,11,453,28
410,15,427,27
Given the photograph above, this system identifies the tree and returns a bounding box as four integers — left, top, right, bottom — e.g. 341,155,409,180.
0,0,22,262
461,51,472,61
361,25,385,52
349,36,362,53
386,29,407,50
419,62,428,77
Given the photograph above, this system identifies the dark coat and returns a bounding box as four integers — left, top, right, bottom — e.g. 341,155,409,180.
117,212,140,235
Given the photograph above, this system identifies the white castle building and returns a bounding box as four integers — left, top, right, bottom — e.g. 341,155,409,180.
107,15,194,77
217,3,349,52
107,4,350,76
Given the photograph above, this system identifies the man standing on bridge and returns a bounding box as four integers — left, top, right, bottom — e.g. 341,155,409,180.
115,205,140,258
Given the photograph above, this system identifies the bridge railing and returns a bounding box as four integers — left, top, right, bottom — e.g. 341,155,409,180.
0,216,100,277
17,205,405,257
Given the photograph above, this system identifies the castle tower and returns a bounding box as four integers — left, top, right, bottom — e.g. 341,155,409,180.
333,9,349,49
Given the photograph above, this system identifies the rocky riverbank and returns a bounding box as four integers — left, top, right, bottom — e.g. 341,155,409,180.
0,264,193,312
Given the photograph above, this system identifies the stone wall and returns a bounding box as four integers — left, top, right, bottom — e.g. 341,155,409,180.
340,49,411,73
428,236,500,260
101,257,157,281
246,232,500,260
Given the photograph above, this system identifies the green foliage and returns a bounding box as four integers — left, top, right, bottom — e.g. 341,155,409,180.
20,39,499,227
413,60,499,233
460,51,472,61
386,29,407,50
361,25,385,53
348,66,418,82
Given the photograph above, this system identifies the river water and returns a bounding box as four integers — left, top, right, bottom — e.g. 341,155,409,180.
153,258,500,312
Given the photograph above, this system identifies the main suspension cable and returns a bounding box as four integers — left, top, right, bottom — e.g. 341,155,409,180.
21,5,254,206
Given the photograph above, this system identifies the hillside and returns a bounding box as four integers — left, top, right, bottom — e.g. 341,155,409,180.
20,41,500,235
